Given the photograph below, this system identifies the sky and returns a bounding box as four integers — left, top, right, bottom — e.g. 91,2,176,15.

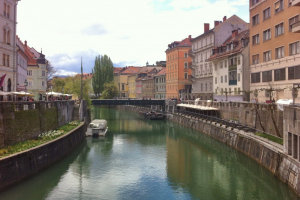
17,0,249,76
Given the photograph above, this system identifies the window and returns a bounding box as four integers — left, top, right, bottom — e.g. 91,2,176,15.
275,0,284,14
275,46,284,59
184,73,188,79
184,62,188,69
263,7,271,20
2,54,5,66
6,30,10,44
289,15,299,31
42,81,44,87
219,61,223,68
252,54,259,64
252,34,259,45
3,3,9,18
215,77,217,84
225,75,227,83
224,60,227,68
237,57,240,65
263,51,272,62
251,72,260,83
252,14,259,26
42,71,45,76
289,41,300,56
251,0,260,6
27,70,32,76
238,73,240,82
221,76,223,83
274,68,286,81
263,29,271,41
184,52,188,58
275,23,284,37
288,66,300,80
6,55,9,67
262,70,272,82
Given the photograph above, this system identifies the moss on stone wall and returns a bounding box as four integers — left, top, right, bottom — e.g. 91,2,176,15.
40,108,58,133
5,110,40,144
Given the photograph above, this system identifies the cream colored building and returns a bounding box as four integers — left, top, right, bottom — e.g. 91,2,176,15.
0,0,19,92
24,43,48,99
191,15,249,100
250,0,300,103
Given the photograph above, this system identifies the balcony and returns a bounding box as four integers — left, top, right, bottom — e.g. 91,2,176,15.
229,80,237,85
291,0,300,6
291,21,300,33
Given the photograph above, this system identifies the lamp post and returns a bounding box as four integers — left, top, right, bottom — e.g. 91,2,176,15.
24,79,28,91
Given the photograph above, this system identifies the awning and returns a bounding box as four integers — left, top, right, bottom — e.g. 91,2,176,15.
12,91,34,96
177,103,219,111
46,91,63,97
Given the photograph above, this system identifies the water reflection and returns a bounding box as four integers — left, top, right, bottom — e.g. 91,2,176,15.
0,107,298,200
166,123,297,200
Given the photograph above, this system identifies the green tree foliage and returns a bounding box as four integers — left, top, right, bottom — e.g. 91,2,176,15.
52,76,91,101
52,78,65,93
92,55,114,97
101,82,118,99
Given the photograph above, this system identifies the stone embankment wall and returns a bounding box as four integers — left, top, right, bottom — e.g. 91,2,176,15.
0,101,75,147
122,105,300,196
183,100,283,137
0,122,86,191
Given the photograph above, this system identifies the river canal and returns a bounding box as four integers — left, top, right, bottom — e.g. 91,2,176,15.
0,107,298,200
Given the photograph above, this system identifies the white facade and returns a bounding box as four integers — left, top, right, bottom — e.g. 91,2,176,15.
191,15,249,100
212,54,246,101
0,0,18,92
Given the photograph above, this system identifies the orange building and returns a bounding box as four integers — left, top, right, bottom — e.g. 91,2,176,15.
250,0,300,103
166,36,193,99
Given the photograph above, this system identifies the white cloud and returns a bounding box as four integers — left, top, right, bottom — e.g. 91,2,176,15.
17,0,249,74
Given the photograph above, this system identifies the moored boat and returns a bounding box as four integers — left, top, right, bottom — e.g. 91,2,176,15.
86,119,108,137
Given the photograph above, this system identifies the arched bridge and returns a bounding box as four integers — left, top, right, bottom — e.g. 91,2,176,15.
92,99,165,106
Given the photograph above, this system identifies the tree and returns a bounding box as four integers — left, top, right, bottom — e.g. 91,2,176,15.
101,82,118,99
92,55,114,97
46,61,56,81
52,78,65,93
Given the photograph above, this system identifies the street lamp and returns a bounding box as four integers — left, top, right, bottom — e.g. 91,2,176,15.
24,79,28,91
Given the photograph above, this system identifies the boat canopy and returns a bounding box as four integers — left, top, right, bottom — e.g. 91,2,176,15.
90,120,107,129
177,103,219,111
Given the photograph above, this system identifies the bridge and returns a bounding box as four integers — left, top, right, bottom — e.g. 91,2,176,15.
92,99,165,106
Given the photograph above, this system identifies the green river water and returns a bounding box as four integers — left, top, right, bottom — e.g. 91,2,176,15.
0,106,298,200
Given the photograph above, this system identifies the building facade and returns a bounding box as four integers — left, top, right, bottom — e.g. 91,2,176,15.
250,0,300,103
154,68,166,99
16,36,28,91
191,15,249,100
208,30,250,101
166,36,192,99
0,0,19,92
24,41,48,99
122,66,141,99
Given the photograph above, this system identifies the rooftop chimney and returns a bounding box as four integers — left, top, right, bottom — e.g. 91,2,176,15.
25,40,27,47
204,23,210,33
188,35,191,40
214,21,220,27
232,30,238,38
223,16,227,22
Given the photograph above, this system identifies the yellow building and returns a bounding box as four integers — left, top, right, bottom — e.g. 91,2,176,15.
128,74,138,98
120,67,141,98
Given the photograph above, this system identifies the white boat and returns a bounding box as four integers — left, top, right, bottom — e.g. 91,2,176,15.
86,119,108,137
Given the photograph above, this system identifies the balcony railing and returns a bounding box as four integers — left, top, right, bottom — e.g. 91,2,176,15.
229,80,237,85
291,21,300,33
291,0,300,6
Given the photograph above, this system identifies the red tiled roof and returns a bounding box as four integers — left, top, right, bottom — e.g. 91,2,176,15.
155,68,166,76
23,41,38,66
114,67,124,74
208,30,249,61
121,66,141,75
